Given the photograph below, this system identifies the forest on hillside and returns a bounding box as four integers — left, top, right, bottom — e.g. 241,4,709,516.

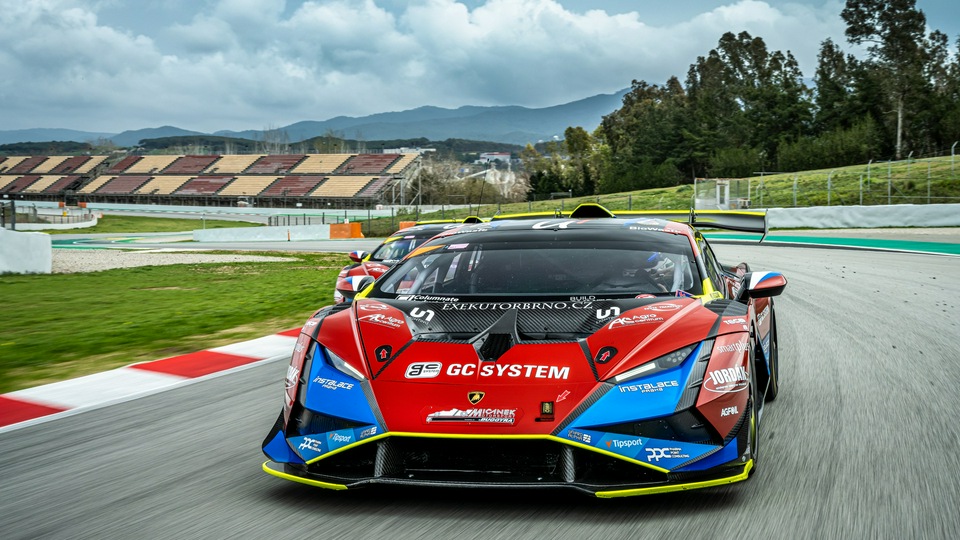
521,0,960,198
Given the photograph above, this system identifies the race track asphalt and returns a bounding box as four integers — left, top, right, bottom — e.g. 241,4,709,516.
0,243,958,539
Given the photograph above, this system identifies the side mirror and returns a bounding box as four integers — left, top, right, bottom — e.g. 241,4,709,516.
348,250,369,264
337,275,376,301
735,271,787,303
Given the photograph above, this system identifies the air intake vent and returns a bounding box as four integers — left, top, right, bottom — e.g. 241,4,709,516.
475,333,515,362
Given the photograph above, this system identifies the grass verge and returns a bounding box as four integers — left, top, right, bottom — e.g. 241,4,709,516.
0,251,345,394
44,215,262,234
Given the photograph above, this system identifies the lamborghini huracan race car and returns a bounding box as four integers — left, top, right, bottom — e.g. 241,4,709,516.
263,205,786,497
333,219,479,303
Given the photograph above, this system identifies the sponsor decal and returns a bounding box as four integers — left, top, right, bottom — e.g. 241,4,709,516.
312,376,355,391
645,447,690,462
532,220,576,230
285,366,300,389
618,380,679,393
467,391,485,405
328,432,352,444
605,437,645,450
571,296,596,302
723,318,747,325
608,314,664,330
704,366,749,394
675,290,694,298
720,406,739,417
635,294,656,299
374,345,392,362
441,301,593,311
716,342,750,353
595,346,617,365
358,303,389,311
405,362,443,379
359,426,378,439
397,294,459,302
556,390,571,402
644,303,682,312
359,313,405,329
757,305,770,325
447,243,469,249
596,306,621,320
426,408,518,424
567,430,592,444
446,363,570,379
410,307,435,322
298,437,322,453
305,320,319,327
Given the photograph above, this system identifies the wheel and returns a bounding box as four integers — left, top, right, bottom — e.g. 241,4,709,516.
747,360,761,475
765,309,779,402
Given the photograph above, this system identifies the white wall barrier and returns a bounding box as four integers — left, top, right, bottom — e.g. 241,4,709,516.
765,203,960,229
193,224,332,242
0,229,52,274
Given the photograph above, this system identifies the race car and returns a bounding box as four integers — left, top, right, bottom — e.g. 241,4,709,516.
263,204,786,497
333,218,480,303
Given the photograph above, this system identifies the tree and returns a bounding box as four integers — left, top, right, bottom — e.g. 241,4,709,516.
841,0,929,158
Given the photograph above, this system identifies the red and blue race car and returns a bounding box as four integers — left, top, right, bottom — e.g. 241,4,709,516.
333,219,478,303
264,204,786,497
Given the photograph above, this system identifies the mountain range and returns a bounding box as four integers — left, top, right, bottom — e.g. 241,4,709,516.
0,89,628,148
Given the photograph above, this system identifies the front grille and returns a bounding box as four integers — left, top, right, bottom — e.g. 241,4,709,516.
300,437,666,488
601,410,718,445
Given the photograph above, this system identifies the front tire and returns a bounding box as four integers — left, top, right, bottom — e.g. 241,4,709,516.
765,309,779,402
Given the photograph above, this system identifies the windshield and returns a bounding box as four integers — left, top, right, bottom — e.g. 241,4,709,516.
369,237,428,263
372,234,702,298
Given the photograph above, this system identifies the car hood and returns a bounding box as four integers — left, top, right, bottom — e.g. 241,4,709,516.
319,296,743,433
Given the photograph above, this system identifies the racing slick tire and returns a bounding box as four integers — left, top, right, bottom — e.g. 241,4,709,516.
765,309,780,402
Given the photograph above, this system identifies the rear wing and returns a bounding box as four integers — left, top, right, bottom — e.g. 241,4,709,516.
492,203,768,240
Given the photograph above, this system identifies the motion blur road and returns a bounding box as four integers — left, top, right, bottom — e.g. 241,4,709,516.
1,243,958,539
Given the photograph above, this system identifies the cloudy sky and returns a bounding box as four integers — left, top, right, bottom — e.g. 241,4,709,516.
1,0,957,134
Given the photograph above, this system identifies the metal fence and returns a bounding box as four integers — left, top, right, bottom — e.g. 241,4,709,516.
694,156,960,210
0,200,14,230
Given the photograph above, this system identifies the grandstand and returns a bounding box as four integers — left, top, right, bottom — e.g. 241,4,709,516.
0,152,419,208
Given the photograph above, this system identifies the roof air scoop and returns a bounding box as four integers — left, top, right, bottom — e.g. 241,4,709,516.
470,309,520,362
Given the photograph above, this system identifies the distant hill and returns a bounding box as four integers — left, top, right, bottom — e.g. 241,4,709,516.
0,128,114,146
0,89,628,148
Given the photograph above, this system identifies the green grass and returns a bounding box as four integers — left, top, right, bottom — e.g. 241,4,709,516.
0,251,346,393
44,215,262,235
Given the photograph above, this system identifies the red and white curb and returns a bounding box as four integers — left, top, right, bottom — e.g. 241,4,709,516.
0,328,300,433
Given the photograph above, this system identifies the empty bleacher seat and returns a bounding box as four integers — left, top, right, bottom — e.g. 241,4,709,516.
385,153,419,174
260,175,324,197
164,155,220,174
0,175,41,194
334,154,400,174
134,176,194,195
173,176,234,195
6,156,48,174
42,175,81,194
125,155,181,174
74,156,107,174
78,176,117,194
245,155,306,174
290,154,353,174
309,176,376,198
104,156,143,174
218,176,280,196
31,156,70,174
96,176,152,195
0,157,27,174
205,155,264,174
21,175,65,193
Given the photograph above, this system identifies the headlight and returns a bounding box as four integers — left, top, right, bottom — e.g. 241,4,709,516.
609,344,699,384
324,347,366,381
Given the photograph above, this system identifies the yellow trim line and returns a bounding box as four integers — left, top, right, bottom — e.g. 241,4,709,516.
596,460,753,498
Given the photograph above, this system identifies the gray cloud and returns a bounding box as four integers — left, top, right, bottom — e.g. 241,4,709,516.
0,0,860,133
